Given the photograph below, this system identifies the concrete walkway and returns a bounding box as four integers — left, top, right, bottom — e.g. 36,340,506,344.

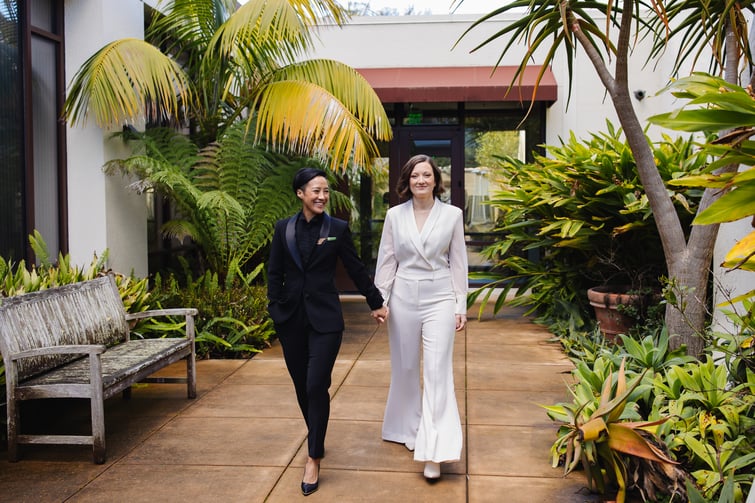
0,301,602,502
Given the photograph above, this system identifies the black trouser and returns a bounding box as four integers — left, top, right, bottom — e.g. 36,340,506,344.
276,305,342,459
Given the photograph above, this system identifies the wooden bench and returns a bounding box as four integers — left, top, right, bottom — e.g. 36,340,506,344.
0,274,197,463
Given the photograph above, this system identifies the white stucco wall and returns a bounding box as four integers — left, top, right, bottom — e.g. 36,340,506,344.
307,13,688,144
65,0,148,277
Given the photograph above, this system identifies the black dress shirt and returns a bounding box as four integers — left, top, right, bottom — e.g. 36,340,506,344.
296,213,323,267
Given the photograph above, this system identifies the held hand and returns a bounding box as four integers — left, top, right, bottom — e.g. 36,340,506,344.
371,306,389,325
455,314,467,331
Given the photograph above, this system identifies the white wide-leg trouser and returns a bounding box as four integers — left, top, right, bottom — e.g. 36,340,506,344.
381,274,462,463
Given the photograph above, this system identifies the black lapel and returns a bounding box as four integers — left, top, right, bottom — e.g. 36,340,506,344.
285,213,303,271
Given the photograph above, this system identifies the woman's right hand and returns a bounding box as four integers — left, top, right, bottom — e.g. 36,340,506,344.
371,306,389,324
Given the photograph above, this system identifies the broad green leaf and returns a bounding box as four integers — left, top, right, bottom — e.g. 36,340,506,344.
683,436,718,471
648,110,755,132
694,189,755,224
668,174,731,189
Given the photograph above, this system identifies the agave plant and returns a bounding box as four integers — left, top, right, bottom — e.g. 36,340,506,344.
544,358,689,503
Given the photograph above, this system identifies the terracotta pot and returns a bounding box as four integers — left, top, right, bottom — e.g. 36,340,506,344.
587,285,642,342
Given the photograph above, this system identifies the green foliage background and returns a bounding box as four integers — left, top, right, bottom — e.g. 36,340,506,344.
470,123,706,330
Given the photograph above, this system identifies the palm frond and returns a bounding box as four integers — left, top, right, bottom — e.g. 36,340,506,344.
646,0,755,77
209,0,348,72
64,38,192,128
456,0,616,109
149,0,234,50
270,59,393,141
254,80,379,172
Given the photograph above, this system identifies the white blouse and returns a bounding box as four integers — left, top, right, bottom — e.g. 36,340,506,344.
374,198,468,315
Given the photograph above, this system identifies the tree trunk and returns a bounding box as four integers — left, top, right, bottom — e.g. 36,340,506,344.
571,1,714,356
664,249,714,357
615,101,713,357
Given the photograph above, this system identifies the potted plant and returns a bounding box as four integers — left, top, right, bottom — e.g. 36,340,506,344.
588,285,647,341
586,256,663,342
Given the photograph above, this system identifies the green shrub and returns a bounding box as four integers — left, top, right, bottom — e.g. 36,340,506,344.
0,232,151,308
146,263,274,359
469,123,705,331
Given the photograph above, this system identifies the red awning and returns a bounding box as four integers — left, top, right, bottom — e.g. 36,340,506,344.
356,66,557,104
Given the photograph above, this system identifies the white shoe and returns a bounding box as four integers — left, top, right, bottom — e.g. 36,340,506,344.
423,461,441,479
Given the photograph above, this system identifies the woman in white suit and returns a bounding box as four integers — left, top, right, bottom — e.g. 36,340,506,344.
374,154,468,480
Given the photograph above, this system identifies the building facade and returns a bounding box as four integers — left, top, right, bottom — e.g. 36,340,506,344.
0,3,748,307
1,0,148,276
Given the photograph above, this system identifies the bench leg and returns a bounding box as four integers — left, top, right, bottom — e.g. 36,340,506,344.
91,395,106,464
89,354,106,464
187,356,196,399
6,396,19,462
187,315,197,399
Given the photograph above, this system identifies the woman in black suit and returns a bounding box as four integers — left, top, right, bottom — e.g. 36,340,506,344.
267,167,388,496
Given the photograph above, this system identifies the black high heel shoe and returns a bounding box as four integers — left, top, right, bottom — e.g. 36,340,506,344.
301,463,320,496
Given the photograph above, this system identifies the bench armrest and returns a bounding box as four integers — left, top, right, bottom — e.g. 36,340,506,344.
124,308,197,343
5,345,106,399
124,308,198,320
10,344,106,360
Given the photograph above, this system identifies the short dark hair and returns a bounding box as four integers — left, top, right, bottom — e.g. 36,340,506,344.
292,167,328,194
395,154,445,200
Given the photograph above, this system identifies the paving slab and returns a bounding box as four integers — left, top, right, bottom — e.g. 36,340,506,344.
0,301,598,502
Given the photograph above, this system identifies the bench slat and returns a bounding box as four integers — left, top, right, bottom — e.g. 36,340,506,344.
17,434,94,445
20,339,191,387
0,276,129,381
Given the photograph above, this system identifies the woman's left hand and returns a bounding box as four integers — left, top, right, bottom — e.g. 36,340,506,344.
455,314,467,331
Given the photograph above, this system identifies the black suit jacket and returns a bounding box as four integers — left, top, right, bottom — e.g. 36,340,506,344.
267,212,384,333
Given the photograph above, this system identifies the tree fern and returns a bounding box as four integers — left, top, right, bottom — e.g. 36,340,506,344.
106,122,350,280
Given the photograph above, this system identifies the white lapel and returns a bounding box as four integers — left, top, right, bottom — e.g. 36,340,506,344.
403,199,436,265
420,199,442,242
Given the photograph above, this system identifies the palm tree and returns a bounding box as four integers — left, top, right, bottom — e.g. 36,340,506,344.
454,0,754,356
63,0,392,279
63,0,391,172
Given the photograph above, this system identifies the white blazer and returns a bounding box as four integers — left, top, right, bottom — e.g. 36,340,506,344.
374,198,468,314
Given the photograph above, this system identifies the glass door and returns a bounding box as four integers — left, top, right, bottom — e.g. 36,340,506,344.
394,126,465,209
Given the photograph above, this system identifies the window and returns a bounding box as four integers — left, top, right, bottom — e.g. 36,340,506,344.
0,0,65,262
349,102,547,280
0,1,25,261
